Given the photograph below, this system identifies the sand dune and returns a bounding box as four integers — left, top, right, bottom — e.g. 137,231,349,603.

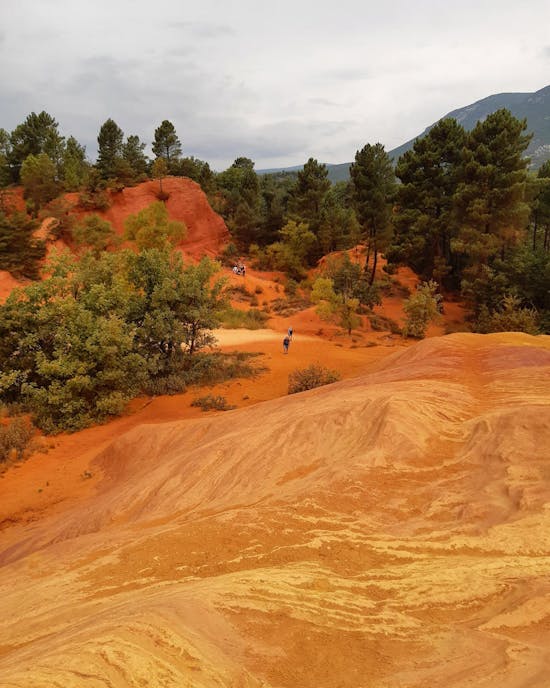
1,333,550,687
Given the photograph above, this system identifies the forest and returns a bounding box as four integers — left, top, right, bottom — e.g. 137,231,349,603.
0,109,549,432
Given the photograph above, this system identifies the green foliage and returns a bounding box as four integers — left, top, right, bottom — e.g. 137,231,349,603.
0,208,45,278
0,249,228,432
311,276,361,334
0,128,11,187
78,189,111,211
350,143,396,283
151,157,169,198
0,416,35,462
263,220,316,280
122,134,149,179
40,197,76,241
216,159,262,248
61,136,88,190
96,118,124,179
219,306,269,329
453,109,532,275
475,295,539,335
152,120,182,171
322,253,381,310
73,214,120,254
287,158,331,240
124,201,186,250
20,153,60,213
288,363,341,394
389,118,466,284
8,111,63,183
191,394,235,411
402,280,441,338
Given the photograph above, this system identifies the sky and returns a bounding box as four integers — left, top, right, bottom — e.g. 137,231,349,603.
1,0,549,171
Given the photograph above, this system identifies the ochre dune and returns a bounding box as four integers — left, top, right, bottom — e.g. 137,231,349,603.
1,332,550,687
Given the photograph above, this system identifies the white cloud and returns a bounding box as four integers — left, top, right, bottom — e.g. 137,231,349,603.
1,0,549,169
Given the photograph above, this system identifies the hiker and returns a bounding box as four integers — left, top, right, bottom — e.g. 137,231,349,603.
287,325,293,341
283,335,290,353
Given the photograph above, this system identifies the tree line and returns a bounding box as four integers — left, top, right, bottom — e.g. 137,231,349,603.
1,107,549,336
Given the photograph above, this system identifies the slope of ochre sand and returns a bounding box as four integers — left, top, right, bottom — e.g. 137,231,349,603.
1,333,550,687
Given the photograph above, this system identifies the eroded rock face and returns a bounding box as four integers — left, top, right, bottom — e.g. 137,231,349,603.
69,176,230,258
1,333,550,687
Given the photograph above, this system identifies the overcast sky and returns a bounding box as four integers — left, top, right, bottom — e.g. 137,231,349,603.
1,0,549,170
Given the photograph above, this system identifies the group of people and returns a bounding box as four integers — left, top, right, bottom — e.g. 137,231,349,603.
232,263,246,276
283,326,293,353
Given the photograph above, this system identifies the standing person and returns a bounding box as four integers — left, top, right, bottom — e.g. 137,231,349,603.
283,335,290,354
287,325,293,341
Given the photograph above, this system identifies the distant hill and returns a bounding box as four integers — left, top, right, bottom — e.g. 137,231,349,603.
387,84,550,168
258,84,550,181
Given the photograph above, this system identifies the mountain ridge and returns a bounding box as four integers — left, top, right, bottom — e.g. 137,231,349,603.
258,84,550,181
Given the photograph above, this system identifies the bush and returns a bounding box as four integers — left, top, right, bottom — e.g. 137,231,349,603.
288,363,341,394
402,280,441,338
78,190,112,211
0,416,35,463
191,394,235,411
219,306,269,329
368,314,401,334
475,295,540,335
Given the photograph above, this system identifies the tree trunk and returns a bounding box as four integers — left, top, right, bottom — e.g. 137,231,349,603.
370,245,378,285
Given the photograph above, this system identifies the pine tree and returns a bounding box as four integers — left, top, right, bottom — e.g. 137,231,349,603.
152,120,182,171
350,143,396,283
287,158,330,231
453,109,532,275
96,118,124,179
122,134,149,178
389,119,465,285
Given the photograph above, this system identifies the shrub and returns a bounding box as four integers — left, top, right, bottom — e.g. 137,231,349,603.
475,295,540,335
402,280,441,338
78,190,112,211
288,363,341,394
0,416,35,463
219,306,269,329
191,394,235,411
368,314,402,334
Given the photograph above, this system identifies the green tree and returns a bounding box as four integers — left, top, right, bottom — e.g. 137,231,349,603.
152,157,169,196
318,184,360,254
96,118,124,179
61,136,88,190
264,220,316,279
20,153,60,214
350,143,396,284
0,129,11,187
311,276,361,335
0,208,45,278
124,201,186,250
532,161,550,252
453,109,532,280
8,111,63,182
216,158,261,248
122,134,149,179
73,214,119,255
287,158,331,255
152,120,182,171
389,119,466,285
402,280,441,338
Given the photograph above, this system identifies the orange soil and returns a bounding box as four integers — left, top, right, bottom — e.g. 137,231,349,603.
1,332,549,688
66,176,230,259
7,180,550,686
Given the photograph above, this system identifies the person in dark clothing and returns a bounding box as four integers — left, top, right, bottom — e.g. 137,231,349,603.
283,336,290,353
